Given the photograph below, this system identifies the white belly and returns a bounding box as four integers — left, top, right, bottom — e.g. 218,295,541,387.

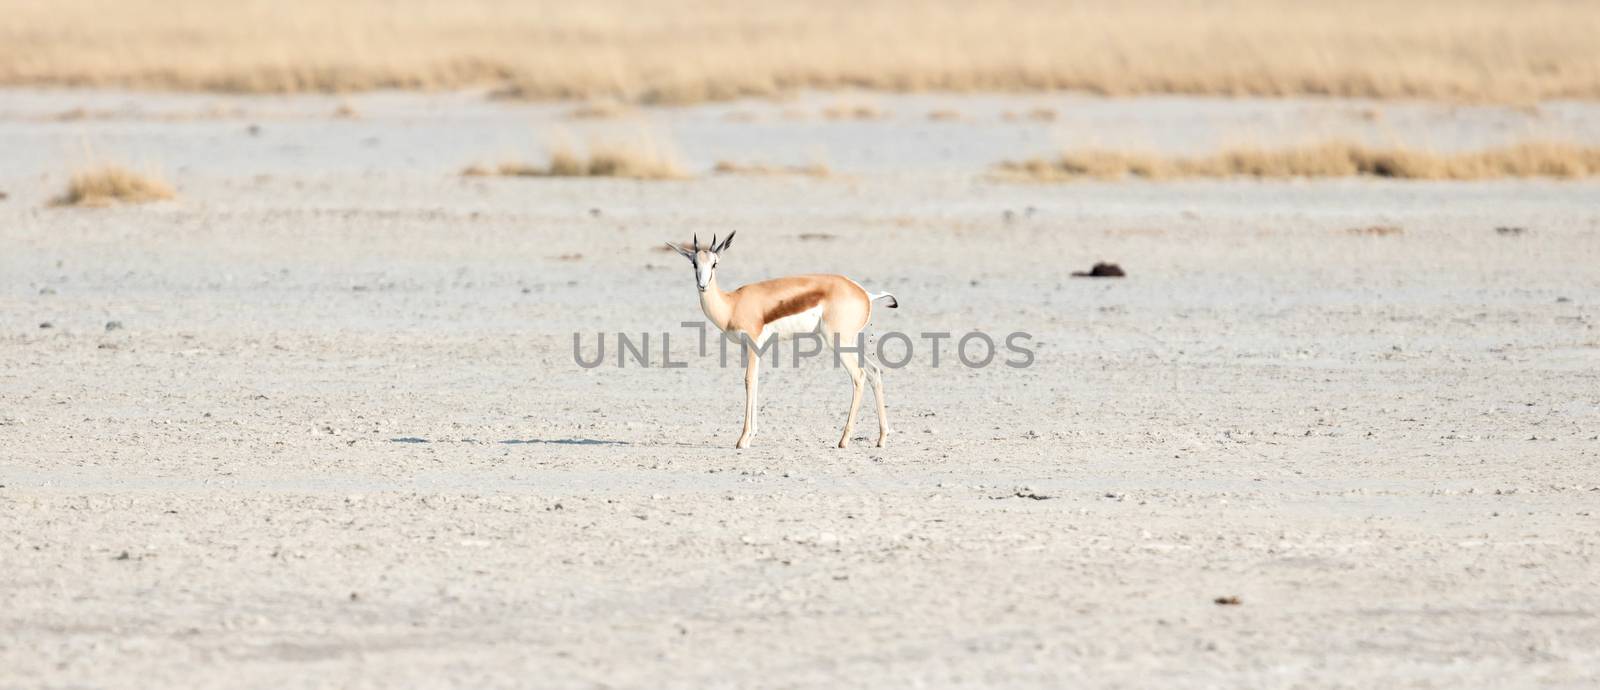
757,305,824,344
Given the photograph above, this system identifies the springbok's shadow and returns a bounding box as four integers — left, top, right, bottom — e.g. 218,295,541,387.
387,437,629,446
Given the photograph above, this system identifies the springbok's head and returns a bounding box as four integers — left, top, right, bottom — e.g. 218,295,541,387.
666,231,735,292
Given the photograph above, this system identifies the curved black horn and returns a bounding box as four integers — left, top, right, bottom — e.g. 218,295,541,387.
710,234,718,252
720,231,736,252
693,233,699,252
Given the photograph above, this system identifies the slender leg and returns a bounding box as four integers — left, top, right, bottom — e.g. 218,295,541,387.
864,355,888,447
833,331,867,448
736,343,760,448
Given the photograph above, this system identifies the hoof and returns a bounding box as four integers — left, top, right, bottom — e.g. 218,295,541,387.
837,440,849,449
736,438,751,449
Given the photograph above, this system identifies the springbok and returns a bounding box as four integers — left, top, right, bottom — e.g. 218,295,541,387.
667,232,897,449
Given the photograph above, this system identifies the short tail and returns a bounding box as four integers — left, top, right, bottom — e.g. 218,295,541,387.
869,291,899,309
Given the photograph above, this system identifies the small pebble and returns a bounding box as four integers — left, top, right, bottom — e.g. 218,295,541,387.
105,320,124,332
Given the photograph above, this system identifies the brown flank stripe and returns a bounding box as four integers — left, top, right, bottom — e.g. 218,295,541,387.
761,288,825,326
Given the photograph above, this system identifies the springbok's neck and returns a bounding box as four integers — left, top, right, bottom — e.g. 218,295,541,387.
698,275,734,332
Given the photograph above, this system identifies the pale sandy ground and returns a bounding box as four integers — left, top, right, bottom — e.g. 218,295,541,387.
2,91,1599,689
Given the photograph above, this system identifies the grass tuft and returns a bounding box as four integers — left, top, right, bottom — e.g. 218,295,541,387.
1003,108,1058,122
466,137,687,180
713,161,831,177
822,103,886,120
999,142,1600,181
1348,225,1404,236
52,166,175,206
568,99,634,119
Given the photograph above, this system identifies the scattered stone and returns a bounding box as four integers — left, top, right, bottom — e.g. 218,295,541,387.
349,592,360,601
38,322,53,329
39,287,56,296
798,232,837,241
1013,489,1053,500
1347,225,1402,236
1214,596,1241,606
105,320,124,332
114,551,131,561
0,190,8,200
1071,262,1125,278
1556,296,1571,303
1496,226,1527,236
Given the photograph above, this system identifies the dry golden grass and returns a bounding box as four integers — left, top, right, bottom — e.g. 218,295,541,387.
52,166,175,206
7,1,1595,103
43,104,245,122
713,161,831,177
1348,225,1404,236
822,103,886,120
1004,108,1058,122
466,138,687,180
999,142,1600,181
926,109,964,122
568,99,635,120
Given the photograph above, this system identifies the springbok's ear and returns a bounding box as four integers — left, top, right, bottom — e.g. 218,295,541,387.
665,242,695,262
716,231,736,253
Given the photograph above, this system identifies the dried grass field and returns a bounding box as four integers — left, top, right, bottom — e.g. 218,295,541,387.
3,0,1599,103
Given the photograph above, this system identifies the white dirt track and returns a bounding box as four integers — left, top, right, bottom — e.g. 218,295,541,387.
2,91,1599,688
